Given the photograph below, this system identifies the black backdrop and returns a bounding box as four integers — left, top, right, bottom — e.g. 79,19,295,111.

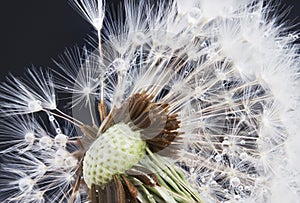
0,0,299,81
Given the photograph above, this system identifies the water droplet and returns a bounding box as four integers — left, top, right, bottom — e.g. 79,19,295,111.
240,152,248,160
64,156,78,168
240,140,246,145
28,100,42,112
55,156,64,166
230,177,241,187
55,128,62,134
56,149,69,158
24,132,35,144
54,134,68,147
215,154,222,162
19,177,33,192
39,136,53,149
222,140,230,146
210,181,218,187
49,115,55,122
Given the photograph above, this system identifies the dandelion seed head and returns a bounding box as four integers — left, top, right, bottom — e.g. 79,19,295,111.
0,0,300,202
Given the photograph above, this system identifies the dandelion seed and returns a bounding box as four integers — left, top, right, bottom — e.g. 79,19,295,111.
0,0,300,202
54,47,103,108
71,0,105,30
0,68,56,115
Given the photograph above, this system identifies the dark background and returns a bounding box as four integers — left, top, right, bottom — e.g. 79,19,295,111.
0,0,299,81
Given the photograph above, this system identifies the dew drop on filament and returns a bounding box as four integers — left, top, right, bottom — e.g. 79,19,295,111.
230,177,241,187
18,177,34,192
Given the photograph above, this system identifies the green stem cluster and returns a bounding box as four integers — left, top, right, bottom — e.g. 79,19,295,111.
130,148,203,203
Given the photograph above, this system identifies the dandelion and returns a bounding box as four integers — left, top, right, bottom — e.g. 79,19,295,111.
0,0,299,202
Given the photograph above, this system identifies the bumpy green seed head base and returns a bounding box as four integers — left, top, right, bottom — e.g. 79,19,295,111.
83,122,146,187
